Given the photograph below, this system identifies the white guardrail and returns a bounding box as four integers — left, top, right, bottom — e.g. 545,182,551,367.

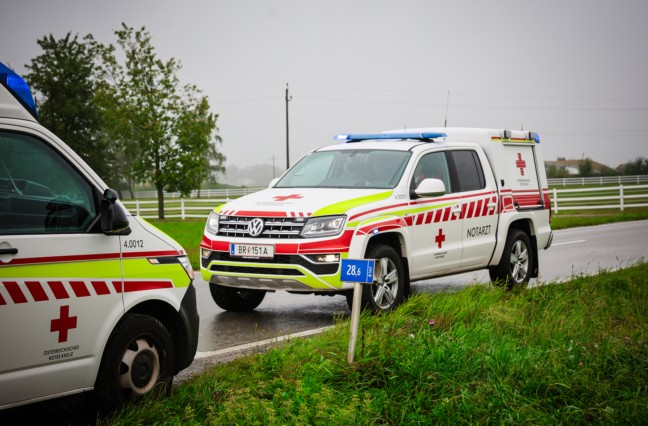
122,179,648,219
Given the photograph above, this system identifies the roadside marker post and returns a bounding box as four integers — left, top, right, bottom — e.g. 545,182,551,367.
341,258,377,364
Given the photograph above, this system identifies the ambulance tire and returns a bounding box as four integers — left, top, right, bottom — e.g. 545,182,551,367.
94,313,175,413
210,284,266,311
489,229,533,289
346,244,407,313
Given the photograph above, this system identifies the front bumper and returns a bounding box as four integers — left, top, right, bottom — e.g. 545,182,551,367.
200,250,345,291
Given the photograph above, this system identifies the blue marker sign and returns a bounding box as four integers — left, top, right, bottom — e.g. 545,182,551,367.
340,259,375,283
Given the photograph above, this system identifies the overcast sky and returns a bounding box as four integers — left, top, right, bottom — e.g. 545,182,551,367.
2,0,647,173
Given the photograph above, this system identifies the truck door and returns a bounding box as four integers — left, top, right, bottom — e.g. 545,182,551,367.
0,131,123,407
447,150,499,268
408,151,463,275
502,142,544,210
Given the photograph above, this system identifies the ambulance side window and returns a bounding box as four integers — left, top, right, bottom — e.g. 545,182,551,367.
411,152,453,193
448,150,485,192
0,132,97,235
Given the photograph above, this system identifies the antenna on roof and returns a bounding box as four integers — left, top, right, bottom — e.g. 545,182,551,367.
444,90,450,128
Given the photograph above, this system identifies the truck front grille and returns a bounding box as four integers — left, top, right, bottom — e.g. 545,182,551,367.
218,216,306,239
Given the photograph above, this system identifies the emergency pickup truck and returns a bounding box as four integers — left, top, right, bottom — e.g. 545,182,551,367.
0,63,198,411
201,128,553,312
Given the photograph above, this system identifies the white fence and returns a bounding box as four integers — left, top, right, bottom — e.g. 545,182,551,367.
549,184,648,213
123,183,648,219
127,187,265,200
547,175,648,186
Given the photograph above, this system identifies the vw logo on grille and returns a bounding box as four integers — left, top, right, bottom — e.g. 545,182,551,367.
248,218,265,237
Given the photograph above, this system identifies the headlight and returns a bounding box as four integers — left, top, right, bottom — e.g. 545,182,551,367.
178,255,194,280
205,211,219,235
301,215,346,238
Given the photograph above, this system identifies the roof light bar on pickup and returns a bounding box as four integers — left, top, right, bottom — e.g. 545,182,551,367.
334,132,447,142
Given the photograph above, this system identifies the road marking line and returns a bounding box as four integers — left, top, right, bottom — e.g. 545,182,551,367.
195,325,335,359
552,239,586,246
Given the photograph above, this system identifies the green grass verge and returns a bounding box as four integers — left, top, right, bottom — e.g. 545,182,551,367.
551,209,648,230
105,264,647,425
145,219,206,270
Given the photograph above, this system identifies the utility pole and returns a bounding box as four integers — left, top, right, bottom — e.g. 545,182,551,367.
285,83,292,170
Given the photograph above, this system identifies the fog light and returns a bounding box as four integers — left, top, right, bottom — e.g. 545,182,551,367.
201,249,212,258
315,254,340,263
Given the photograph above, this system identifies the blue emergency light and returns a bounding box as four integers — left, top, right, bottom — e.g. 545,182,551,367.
334,132,447,143
0,62,38,119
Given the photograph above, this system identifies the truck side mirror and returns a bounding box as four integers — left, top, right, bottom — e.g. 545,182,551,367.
415,178,446,198
100,188,131,235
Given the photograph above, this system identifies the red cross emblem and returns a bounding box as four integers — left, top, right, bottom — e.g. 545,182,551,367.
273,194,303,202
516,153,527,176
435,228,446,249
51,305,77,343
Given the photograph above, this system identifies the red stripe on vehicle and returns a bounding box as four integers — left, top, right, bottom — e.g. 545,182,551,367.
124,280,173,292
348,201,411,221
92,281,110,295
0,249,182,267
48,281,69,299
70,281,91,297
425,211,434,224
26,281,48,302
4,281,27,304
0,293,5,305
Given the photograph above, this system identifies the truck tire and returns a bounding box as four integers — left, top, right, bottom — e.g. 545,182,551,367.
346,244,407,313
489,229,533,289
210,284,266,311
94,313,174,413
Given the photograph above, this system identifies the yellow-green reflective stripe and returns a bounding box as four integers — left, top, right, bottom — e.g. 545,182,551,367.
0,260,122,279
1,259,188,288
314,191,393,216
122,258,190,288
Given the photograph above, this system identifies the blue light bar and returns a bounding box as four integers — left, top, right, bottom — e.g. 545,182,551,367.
334,132,447,142
0,62,38,119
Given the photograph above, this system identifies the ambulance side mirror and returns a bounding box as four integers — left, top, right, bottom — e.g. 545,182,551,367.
100,188,131,235
415,178,446,198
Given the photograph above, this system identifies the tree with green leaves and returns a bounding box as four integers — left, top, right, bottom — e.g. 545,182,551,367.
578,157,594,177
618,157,648,175
25,32,117,187
95,23,224,218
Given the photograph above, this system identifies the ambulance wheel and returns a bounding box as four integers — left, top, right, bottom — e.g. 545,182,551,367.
94,313,174,413
489,229,533,289
346,244,407,313
210,284,266,311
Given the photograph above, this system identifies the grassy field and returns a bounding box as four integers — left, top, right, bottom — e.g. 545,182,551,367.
105,264,647,424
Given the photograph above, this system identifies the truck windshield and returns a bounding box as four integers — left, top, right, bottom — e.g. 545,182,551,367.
275,149,411,189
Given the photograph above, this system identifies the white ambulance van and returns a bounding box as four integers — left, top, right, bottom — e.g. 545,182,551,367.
201,128,553,313
0,63,198,411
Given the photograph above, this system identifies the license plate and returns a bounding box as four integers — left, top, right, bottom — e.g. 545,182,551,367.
229,243,275,259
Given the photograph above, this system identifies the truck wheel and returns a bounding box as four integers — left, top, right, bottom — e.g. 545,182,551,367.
210,284,266,311
346,244,407,313
94,313,174,413
489,229,533,289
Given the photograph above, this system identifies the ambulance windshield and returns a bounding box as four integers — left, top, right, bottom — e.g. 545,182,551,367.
275,149,411,189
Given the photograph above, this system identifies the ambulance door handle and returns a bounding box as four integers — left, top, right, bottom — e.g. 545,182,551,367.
0,248,18,255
